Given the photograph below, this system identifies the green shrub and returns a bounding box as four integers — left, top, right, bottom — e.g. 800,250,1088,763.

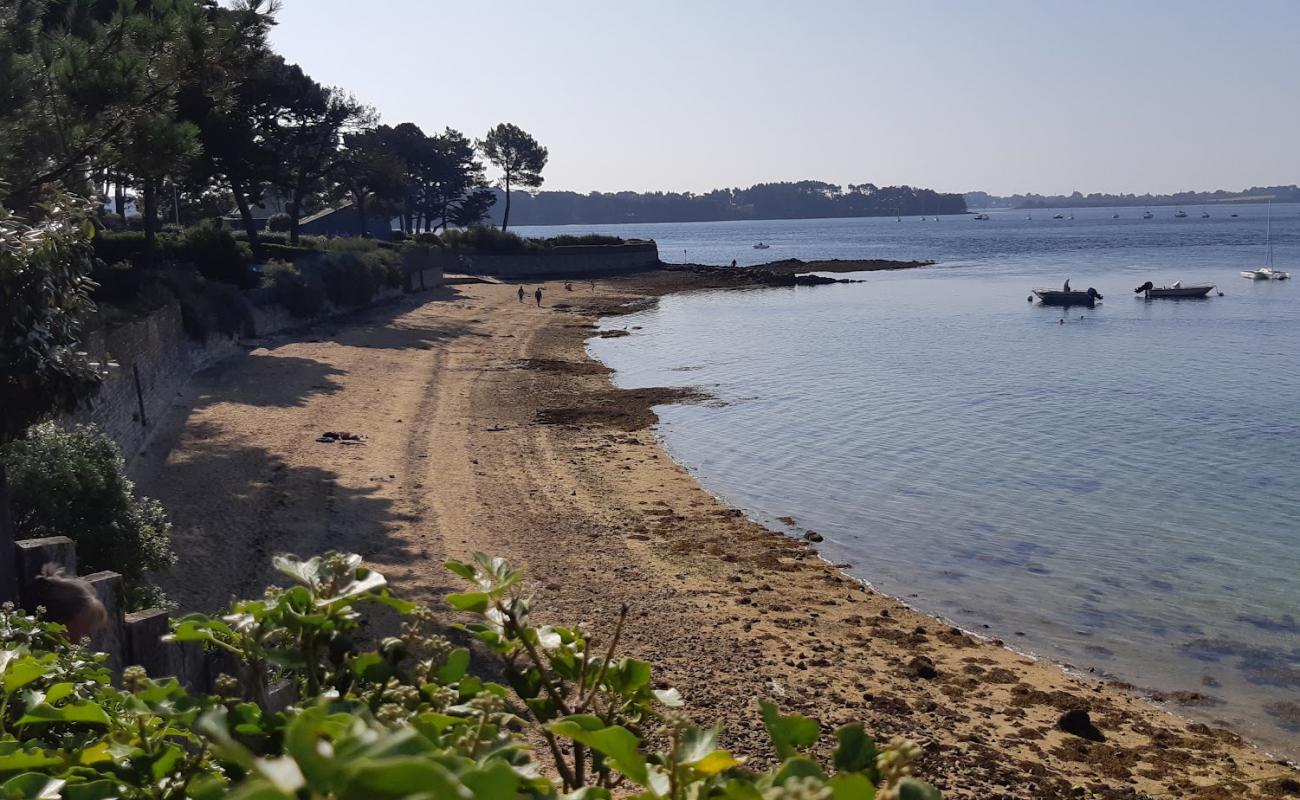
0,551,942,798
440,224,534,254
266,212,291,232
162,271,254,341
300,250,385,308
2,423,174,608
265,260,325,318
166,221,253,288
316,236,380,253
547,233,627,247
367,247,405,289
89,259,142,305
92,230,149,267
98,212,126,232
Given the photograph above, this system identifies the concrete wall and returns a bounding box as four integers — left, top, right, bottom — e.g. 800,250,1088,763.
457,242,659,278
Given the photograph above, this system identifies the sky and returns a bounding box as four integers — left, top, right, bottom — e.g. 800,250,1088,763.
268,0,1300,197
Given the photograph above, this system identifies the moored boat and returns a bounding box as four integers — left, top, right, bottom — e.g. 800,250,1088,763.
1241,203,1291,279
1134,280,1215,298
973,213,990,220
1032,287,1103,307
753,242,770,250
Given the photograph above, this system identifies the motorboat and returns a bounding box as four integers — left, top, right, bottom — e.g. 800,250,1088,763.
753,242,770,250
1134,280,1215,298
1032,286,1103,307
1112,213,1120,219
1201,212,1211,218
1052,213,1065,219
1142,210,1155,219
973,213,990,221
1174,210,1188,218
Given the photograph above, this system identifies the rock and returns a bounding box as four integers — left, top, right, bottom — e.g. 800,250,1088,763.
1057,709,1105,741
803,531,824,542
906,656,939,680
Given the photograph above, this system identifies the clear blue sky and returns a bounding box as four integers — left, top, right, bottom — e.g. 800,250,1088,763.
268,0,1300,196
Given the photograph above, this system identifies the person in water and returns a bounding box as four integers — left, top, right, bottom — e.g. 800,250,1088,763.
534,287,543,307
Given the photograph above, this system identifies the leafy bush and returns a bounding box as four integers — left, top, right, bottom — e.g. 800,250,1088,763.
265,260,325,318
299,250,389,308
440,224,534,254
0,551,941,798
97,212,126,232
166,221,254,288
266,212,291,232
162,271,254,341
2,423,174,608
546,233,627,247
91,230,149,267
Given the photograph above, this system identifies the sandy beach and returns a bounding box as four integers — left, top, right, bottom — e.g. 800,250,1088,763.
133,272,1300,800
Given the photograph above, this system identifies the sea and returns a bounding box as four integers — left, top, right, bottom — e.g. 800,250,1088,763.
514,204,1300,758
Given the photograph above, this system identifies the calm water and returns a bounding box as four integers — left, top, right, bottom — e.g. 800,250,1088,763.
527,206,1300,757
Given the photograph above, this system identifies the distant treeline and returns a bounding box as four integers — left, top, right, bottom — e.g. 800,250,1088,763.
965,185,1300,210
484,180,967,226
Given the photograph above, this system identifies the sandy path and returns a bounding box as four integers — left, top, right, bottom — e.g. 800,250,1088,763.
133,279,1299,800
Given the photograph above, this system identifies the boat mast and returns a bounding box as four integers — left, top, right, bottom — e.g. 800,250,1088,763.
1266,201,1273,268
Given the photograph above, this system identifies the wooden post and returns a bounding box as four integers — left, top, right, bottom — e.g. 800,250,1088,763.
133,364,148,427
84,571,126,673
0,463,15,604
14,536,77,609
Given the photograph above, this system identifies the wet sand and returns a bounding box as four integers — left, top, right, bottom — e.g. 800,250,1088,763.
133,271,1300,799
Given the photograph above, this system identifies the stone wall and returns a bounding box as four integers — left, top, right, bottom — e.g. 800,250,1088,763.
65,303,241,462
457,242,659,278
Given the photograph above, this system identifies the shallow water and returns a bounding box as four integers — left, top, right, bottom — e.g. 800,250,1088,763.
529,206,1300,757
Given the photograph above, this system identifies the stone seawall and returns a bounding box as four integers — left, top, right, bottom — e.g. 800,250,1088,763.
459,242,659,278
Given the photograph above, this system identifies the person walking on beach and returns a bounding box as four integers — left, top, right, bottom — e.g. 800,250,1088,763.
517,285,525,303
534,287,543,307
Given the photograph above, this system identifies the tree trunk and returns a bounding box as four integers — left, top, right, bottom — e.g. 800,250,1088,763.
231,178,261,258
354,193,368,238
500,175,512,231
142,177,158,269
0,461,16,604
114,177,125,218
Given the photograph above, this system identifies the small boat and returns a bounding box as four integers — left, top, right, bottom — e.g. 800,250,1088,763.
1231,213,1239,218
1174,209,1188,218
1201,212,1210,218
752,242,770,250
1241,203,1291,279
1026,213,1033,220
973,213,990,221
1032,287,1103,307
1052,213,1065,219
1134,280,1215,298
1112,213,1120,219
1142,210,1154,219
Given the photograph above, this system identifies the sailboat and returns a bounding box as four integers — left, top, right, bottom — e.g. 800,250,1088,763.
1241,203,1291,280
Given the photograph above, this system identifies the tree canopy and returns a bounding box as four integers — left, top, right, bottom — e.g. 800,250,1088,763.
480,123,548,230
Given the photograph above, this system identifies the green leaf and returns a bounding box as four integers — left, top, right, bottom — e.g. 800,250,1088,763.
61,781,123,800
443,560,477,582
549,718,649,787
460,759,519,798
435,648,470,684
346,757,471,799
350,652,393,684
759,701,819,759
828,772,877,800
773,756,826,785
833,724,877,774
2,658,47,696
0,773,64,799
896,778,942,800
608,658,651,693
446,592,490,613
0,746,62,773
17,701,111,727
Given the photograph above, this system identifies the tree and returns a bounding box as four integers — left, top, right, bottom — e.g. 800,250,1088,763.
0,196,103,600
176,0,282,254
0,0,204,213
479,123,547,231
269,66,372,244
112,111,200,264
337,127,407,237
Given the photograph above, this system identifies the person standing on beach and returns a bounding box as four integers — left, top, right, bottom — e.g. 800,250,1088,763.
534,287,543,307
517,285,525,303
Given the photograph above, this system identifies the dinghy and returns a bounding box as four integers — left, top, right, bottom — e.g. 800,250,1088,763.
1134,281,1215,298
